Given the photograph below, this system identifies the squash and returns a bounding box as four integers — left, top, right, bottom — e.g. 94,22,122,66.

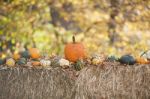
91,54,105,65
0,59,5,65
119,55,136,65
40,59,51,67
21,50,30,59
51,56,62,68
6,58,15,67
31,61,41,66
74,59,84,71
59,58,69,68
17,58,27,65
65,36,86,62
13,52,21,60
29,48,40,59
136,57,149,64
107,55,118,62
92,58,101,65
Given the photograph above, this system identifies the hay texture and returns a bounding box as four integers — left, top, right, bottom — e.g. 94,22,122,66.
73,62,150,99
0,67,74,99
0,62,150,99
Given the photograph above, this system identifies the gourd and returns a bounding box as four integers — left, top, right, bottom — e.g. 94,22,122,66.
21,50,30,59
17,58,27,65
91,54,105,65
13,52,21,60
107,55,118,62
59,58,69,68
119,55,136,65
136,57,149,64
40,59,51,67
31,61,41,66
140,50,150,60
74,59,84,71
29,48,40,59
6,58,16,67
0,59,5,65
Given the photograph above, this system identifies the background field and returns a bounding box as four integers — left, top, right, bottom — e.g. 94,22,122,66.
0,0,150,57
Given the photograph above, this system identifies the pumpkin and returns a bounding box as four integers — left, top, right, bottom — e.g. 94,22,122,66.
136,57,149,64
29,48,40,59
21,50,30,59
59,58,69,68
119,55,136,65
65,36,86,62
40,59,51,67
6,58,15,67
17,58,27,65
13,52,21,60
31,61,41,66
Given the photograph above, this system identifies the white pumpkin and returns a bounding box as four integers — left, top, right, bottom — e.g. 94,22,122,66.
141,50,150,60
59,58,69,68
6,58,15,67
40,59,51,67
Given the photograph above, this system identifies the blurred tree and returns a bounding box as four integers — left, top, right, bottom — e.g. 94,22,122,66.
0,0,150,56
108,0,122,44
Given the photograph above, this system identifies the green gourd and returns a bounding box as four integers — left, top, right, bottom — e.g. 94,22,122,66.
0,59,5,65
17,58,27,65
74,60,85,71
21,50,30,59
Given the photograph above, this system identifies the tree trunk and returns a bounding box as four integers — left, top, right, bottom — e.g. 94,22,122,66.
108,0,123,44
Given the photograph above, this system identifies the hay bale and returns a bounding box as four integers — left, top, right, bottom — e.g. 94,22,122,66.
73,62,150,99
0,67,74,99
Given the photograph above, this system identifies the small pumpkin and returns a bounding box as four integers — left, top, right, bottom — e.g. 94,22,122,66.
59,58,70,68
136,57,149,64
21,50,30,59
65,35,86,62
40,59,51,67
6,58,16,67
17,58,27,65
29,48,40,59
13,52,21,60
119,55,136,65
31,61,41,66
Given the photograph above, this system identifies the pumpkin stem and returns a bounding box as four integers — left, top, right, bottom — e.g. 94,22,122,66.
72,35,76,43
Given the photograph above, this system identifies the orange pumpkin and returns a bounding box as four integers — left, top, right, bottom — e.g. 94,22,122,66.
31,61,41,66
29,48,40,59
65,36,86,62
136,57,149,64
13,52,21,60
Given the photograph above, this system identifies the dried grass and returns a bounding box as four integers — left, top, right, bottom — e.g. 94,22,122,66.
0,62,150,99
0,67,74,99
73,62,150,99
